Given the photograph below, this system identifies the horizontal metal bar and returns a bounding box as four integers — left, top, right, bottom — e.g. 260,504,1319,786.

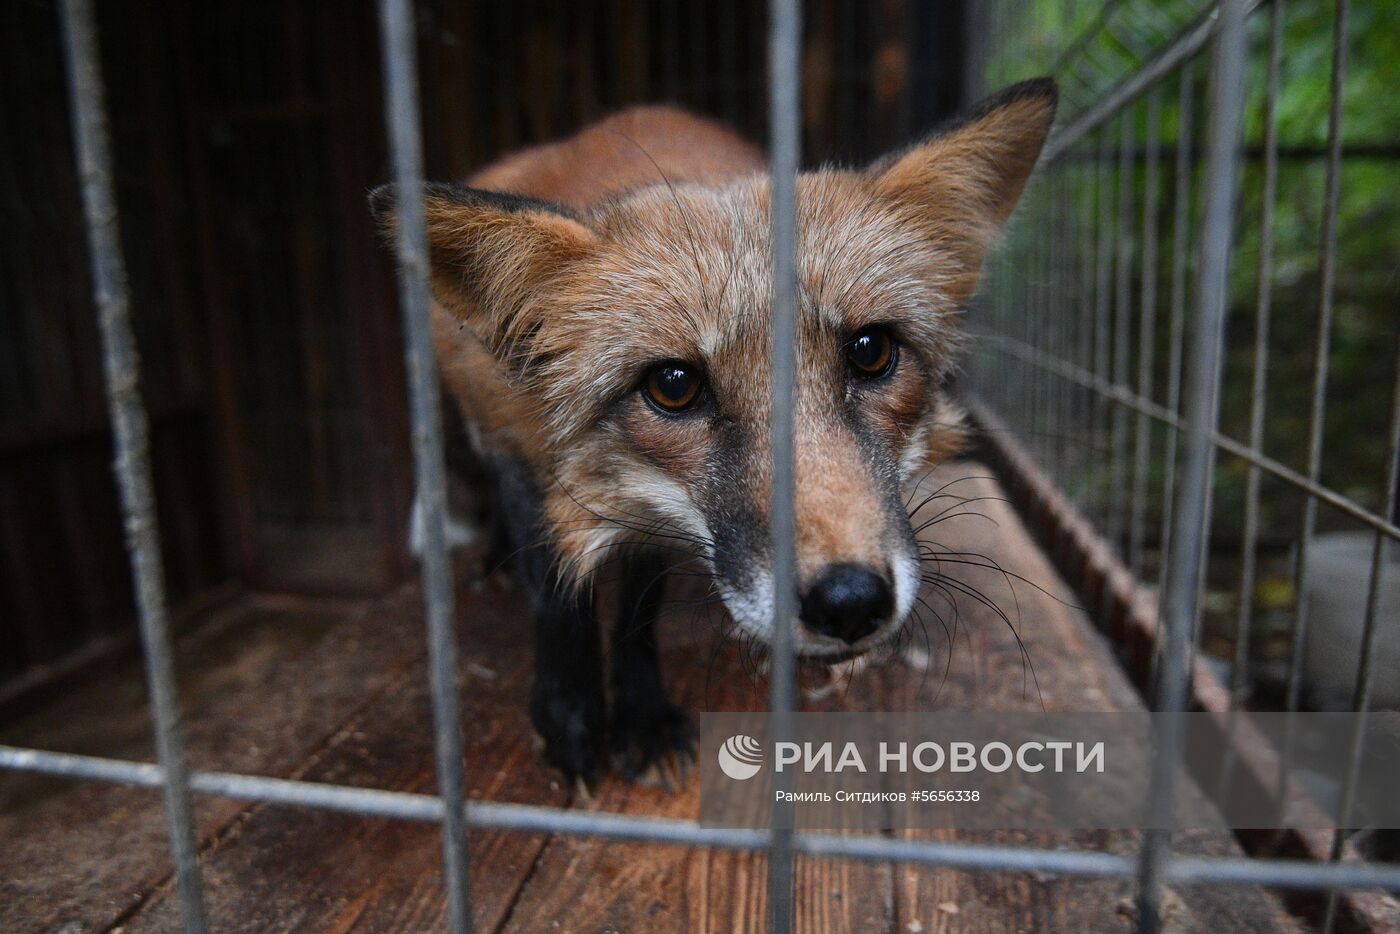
0,745,765,847
1043,0,1262,162
1168,855,1400,893
6,744,1400,894
794,832,1130,878
980,333,1400,543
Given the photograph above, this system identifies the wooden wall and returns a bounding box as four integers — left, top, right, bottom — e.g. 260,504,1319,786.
1,0,227,679
0,0,962,686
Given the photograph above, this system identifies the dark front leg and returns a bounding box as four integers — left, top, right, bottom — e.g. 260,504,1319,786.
529,586,605,789
494,459,604,788
609,552,696,782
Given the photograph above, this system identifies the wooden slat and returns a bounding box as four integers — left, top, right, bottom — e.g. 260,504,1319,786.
123,600,566,932
497,626,894,934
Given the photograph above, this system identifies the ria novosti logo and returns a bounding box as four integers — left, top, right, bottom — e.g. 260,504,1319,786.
717,734,764,780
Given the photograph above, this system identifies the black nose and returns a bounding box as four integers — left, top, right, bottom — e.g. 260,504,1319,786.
799,564,893,644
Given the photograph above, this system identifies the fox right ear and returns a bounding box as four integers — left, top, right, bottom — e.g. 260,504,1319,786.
369,183,598,360
871,77,1056,303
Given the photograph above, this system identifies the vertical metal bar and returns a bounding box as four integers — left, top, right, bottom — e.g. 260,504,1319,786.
1129,87,1162,579
1189,419,1220,661
1224,0,1285,789
1322,341,1400,934
1031,178,1047,462
376,2,474,931
767,0,801,930
1109,112,1134,555
1077,148,1099,505
1150,60,1195,693
58,3,209,932
1284,0,1350,725
1049,169,1063,476
1093,128,1114,532
1049,165,1068,484
1136,2,1247,930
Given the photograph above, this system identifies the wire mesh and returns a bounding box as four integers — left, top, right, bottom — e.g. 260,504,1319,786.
970,0,1399,931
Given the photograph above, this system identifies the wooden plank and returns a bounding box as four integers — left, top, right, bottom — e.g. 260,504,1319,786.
124,581,567,933
0,588,427,931
497,625,894,934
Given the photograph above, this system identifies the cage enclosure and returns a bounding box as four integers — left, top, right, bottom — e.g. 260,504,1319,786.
2,1,1398,932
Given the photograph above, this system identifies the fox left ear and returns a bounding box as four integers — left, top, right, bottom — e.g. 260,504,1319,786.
368,182,598,368
872,77,1057,301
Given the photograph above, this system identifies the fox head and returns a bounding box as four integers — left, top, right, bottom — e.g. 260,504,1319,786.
373,79,1056,657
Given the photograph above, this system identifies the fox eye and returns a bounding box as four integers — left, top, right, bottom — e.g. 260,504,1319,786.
643,362,703,412
846,326,897,379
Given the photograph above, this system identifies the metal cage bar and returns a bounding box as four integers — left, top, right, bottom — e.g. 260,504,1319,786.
375,0,475,930
1135,1,1247,929
7,741,1400,894
1218,0,1284,803
57,1,209,930
1282,0,1352,813
766,0,802,930
1151,56,1195,690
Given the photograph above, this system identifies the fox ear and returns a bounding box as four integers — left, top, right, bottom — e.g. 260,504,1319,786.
369,183,597,361
871,77,1056,300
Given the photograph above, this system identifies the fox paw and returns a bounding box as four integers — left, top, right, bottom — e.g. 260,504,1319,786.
530,683,603,792
609,700,696,789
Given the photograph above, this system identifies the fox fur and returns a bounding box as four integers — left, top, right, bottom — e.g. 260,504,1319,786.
372,80,1057,784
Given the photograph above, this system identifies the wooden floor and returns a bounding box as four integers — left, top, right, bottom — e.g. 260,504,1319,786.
0,463,1305,932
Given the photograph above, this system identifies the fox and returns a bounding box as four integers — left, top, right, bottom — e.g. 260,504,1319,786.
370,78,1057,788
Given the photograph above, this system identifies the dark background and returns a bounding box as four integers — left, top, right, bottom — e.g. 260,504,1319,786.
0,0,965,685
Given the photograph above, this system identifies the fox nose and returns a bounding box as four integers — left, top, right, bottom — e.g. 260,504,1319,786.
799,564,893,644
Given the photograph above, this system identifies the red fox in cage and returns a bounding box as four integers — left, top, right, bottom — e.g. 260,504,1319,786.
371,78,1056,787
